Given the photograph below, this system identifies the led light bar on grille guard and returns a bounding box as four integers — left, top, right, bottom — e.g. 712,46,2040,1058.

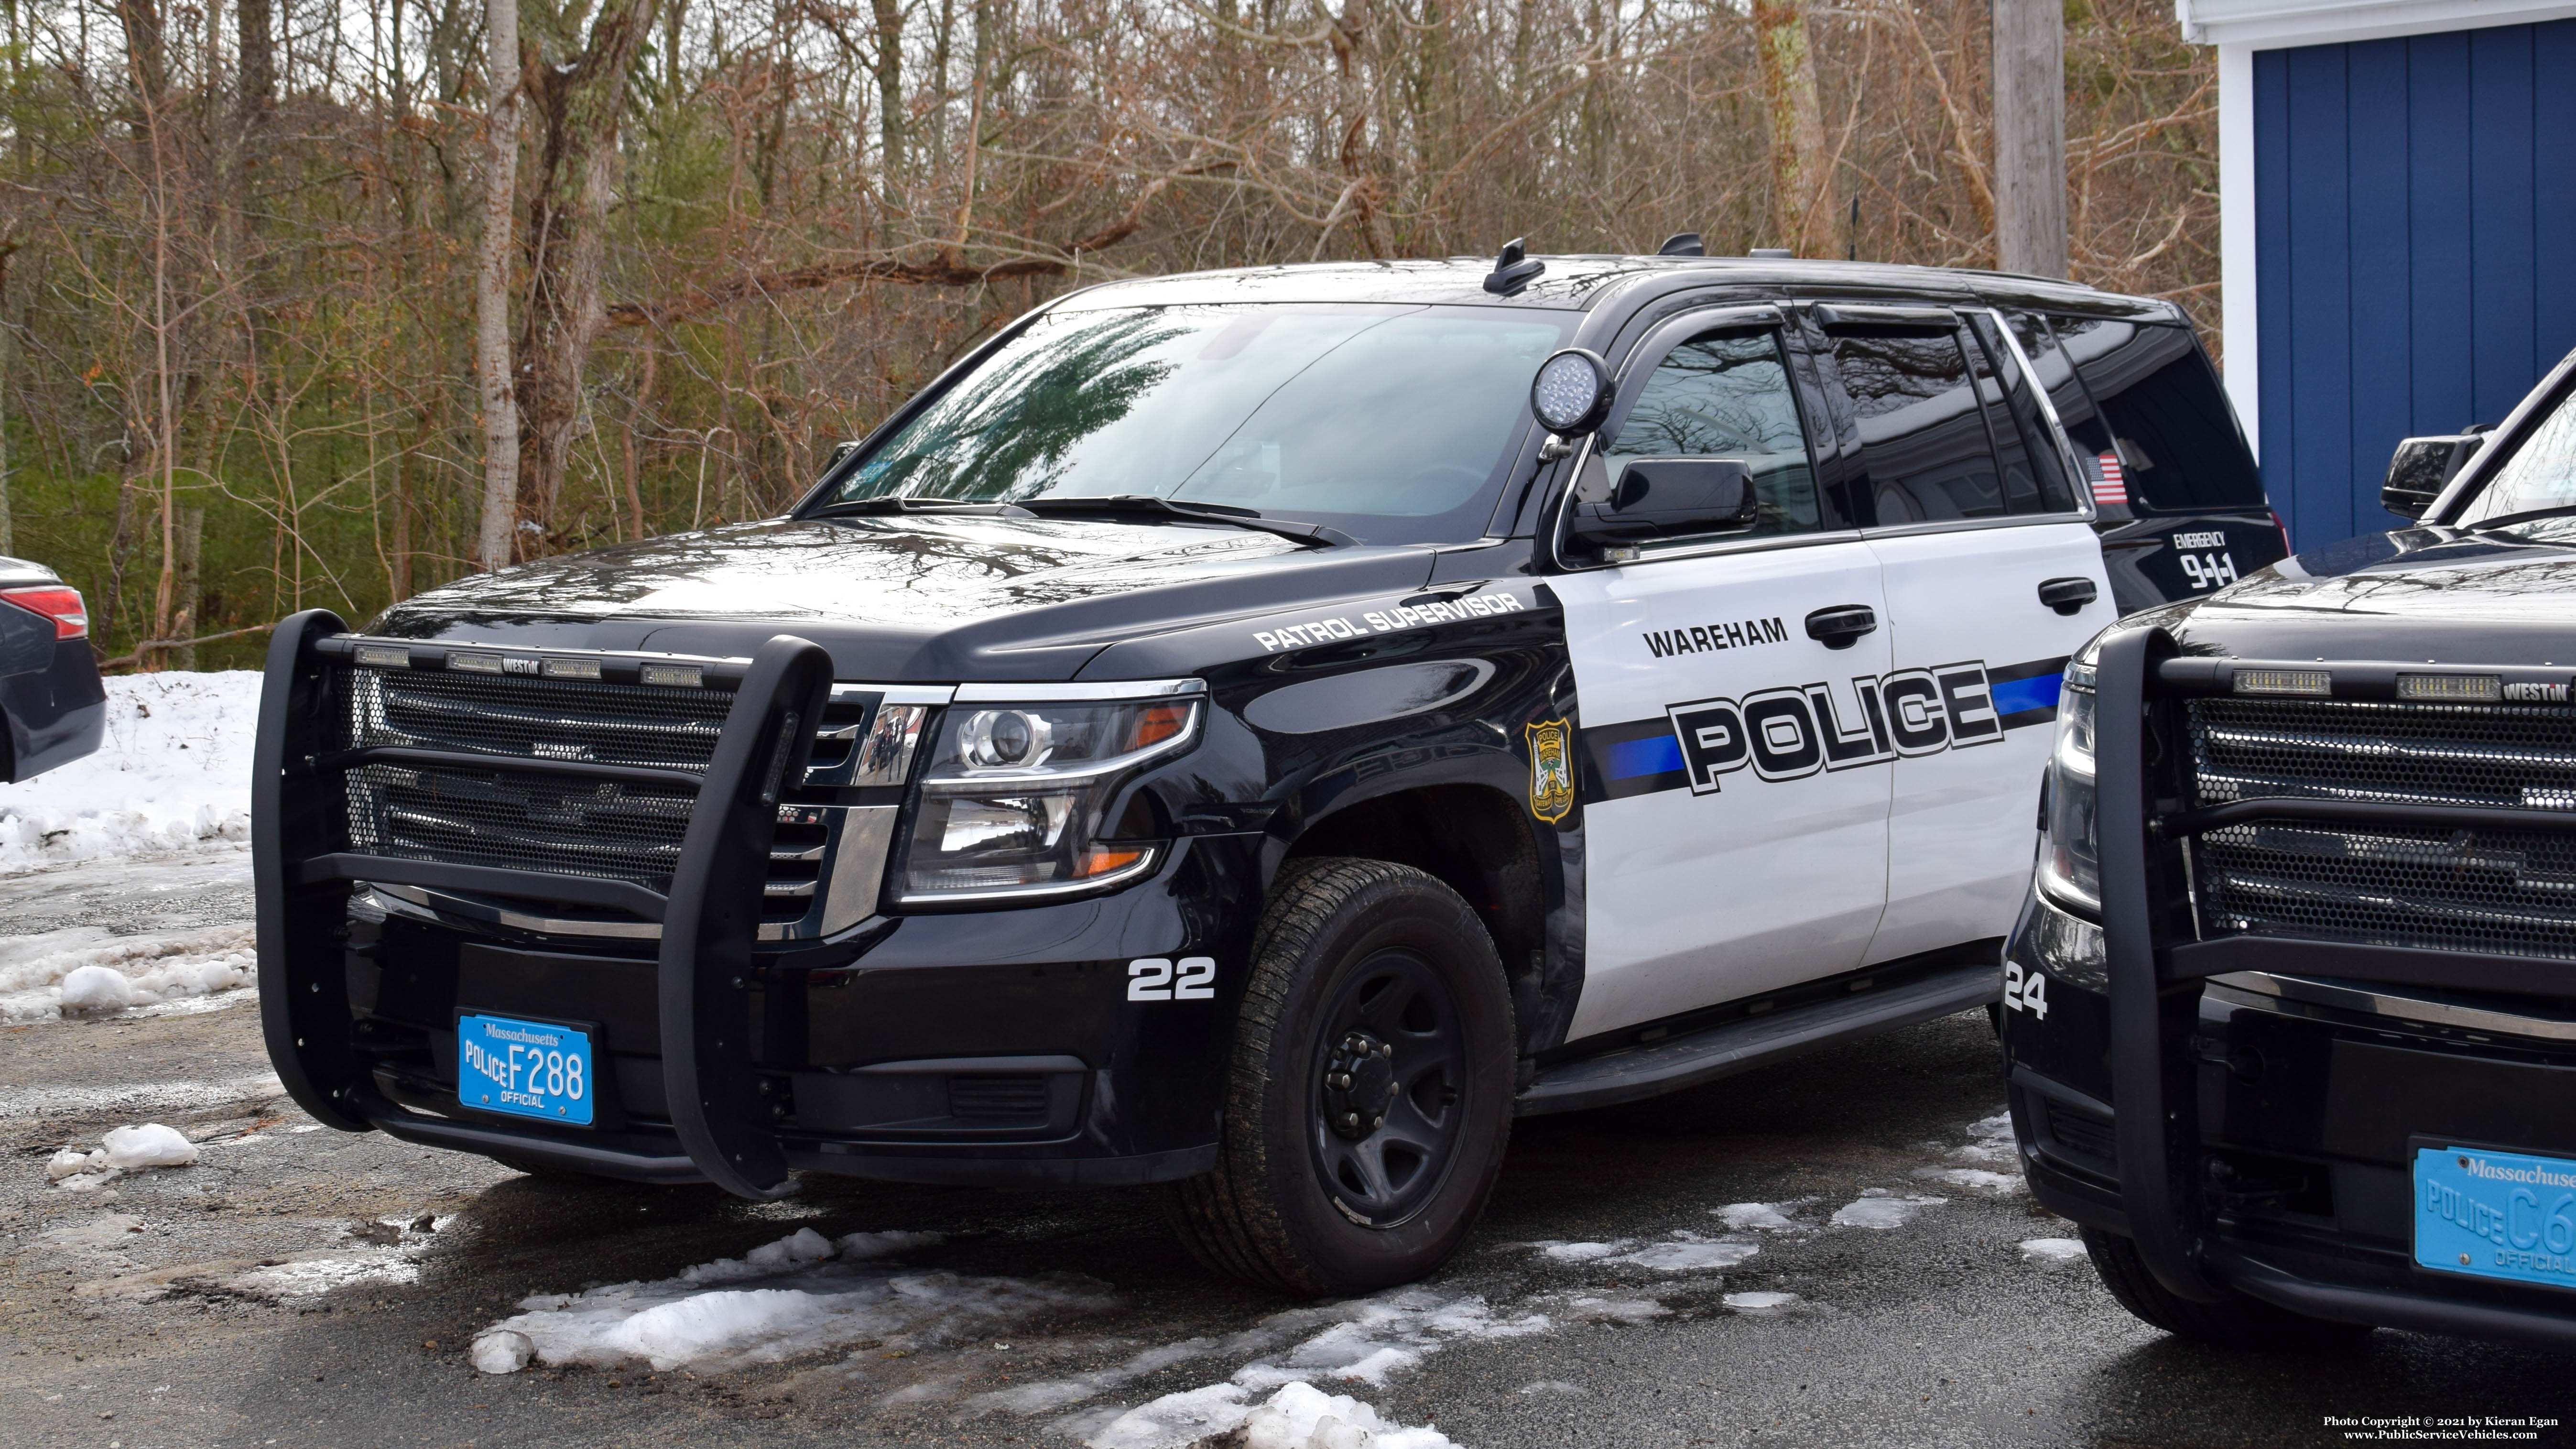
325,634,754,690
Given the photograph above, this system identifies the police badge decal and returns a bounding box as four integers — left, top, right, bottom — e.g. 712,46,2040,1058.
1525,718,1575,823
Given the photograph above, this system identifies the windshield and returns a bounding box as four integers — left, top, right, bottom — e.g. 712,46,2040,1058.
818,303,1572,545
2459,392,2576,524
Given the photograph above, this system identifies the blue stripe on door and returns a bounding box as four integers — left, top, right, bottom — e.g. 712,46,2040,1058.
1605,734,1685,780
1988,672,2063,719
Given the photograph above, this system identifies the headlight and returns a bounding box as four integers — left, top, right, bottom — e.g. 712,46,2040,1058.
895,695,1202,904
2036,672,2100,915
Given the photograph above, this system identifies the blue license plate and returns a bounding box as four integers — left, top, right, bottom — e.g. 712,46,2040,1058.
458,1013,595,1126
2413,1144,2576,1290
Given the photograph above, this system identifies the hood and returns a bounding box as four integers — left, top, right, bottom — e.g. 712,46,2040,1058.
375,514,1439,682
2162,520,2576,664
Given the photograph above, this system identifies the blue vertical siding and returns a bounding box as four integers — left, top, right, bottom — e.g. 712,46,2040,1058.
2255,20,2576,549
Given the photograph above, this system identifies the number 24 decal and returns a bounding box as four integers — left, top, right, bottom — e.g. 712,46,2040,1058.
1129,957,1217,1002
2002,962,2049,1019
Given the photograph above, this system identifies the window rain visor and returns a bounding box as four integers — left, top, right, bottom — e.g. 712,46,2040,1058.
897,697,1202,903
825,305,1573,545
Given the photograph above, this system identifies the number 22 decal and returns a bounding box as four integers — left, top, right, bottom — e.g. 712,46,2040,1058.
2001,961,2049,1019
1129,957,1217,1002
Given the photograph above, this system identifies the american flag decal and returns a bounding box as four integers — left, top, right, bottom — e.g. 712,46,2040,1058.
2092,451,2128,506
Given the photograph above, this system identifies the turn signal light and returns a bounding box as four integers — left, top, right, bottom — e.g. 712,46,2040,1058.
1132,703,1191,748
1076,847,1148,878
0,586,87,640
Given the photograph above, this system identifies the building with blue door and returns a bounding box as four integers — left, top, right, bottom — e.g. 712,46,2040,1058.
2183,0,2576,549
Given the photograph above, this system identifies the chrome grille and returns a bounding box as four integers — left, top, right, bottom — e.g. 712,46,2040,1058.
2187,697,2576,959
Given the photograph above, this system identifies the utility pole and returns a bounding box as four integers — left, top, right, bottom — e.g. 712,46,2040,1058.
1992,0,2067,278
475,0,522,571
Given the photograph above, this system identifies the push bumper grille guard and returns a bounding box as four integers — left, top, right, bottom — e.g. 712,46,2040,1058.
2095,630,2576,1346
253,610,836,1199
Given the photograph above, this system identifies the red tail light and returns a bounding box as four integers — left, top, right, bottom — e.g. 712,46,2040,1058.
0,586,88,640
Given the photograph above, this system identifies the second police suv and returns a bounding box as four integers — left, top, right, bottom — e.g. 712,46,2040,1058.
253,240,2277,1295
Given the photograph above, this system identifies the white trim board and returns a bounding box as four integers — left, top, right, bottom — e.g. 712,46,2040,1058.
2183,0,2576,50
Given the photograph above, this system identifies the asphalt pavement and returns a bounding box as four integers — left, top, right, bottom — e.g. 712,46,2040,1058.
2,855,2571,1449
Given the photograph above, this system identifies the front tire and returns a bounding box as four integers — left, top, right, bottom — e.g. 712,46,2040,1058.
2082,1227,2372,1350
1168,857,1517,1297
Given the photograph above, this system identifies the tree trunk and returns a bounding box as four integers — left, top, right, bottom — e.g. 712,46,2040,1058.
1751,0,1834,257
1993,0,2068,277
238,0,272,120
871,0,904,183
170,505,202,670
474,0,521,571
511,0,659,554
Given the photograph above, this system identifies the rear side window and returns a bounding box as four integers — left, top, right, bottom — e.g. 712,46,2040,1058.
2045,316,2264,513
1825,328,2009,525
1601,328,1824,538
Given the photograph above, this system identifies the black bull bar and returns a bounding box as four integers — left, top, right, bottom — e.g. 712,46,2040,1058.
252,609,836,1200
2092,628,2576,1347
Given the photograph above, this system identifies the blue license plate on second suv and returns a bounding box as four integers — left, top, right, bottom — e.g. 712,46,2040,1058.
458,1013,595,1126
2414,1144,2576,1290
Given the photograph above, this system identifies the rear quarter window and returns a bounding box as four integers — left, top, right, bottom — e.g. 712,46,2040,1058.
2048,317,2265,514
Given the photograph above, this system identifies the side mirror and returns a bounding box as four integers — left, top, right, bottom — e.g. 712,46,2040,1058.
2382,432,2484,519
1570,458,1760,556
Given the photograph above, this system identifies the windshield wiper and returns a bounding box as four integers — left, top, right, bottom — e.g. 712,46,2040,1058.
814,497,1036,520
1013,495,1355,548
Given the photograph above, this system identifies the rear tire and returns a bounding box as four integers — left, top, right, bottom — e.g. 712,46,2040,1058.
2081,1226,2372,1350
1167,857,1516,1297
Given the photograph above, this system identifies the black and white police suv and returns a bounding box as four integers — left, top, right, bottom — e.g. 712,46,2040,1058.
255,244,2261,1295
2011,345,2576,1351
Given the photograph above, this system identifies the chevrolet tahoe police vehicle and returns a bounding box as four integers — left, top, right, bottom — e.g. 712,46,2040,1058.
255,244,2263,1296
2010,347,2576,1350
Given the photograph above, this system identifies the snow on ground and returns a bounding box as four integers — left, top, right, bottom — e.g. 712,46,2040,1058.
45,1121,202,1190
0,670,258,873
470,1228,1112,1376
1087,1380,1460,1449
1520,1231,1759,1272
1712,1201,1812,1233
1828,1188,1948,1230
0,923,256,1022
1721,1291,1804,1315
2020,1238,2089,1263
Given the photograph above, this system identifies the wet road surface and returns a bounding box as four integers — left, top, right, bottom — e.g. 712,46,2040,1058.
2,856,2570,1449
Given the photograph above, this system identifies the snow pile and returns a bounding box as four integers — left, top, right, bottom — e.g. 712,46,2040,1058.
47,1122,199,1189
1829,1188,1947,1230
1087,1382,1457,1449
0,670,258,872
1924,1167,2023,1194
0,924,257,1022
1522,1231,1758,1272
1912,1112,2027,1194
470,1227,1107,1375
2020,1238,2088,1263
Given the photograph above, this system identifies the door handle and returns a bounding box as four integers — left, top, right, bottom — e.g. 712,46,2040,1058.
1804,605,1878,650
2038,577,2099,616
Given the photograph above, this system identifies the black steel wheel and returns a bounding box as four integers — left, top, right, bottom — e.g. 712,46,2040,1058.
1166,856,1516,1296
1309,949,1468,1227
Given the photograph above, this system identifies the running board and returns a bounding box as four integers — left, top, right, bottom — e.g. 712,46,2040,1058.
1516,962,2001,1116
